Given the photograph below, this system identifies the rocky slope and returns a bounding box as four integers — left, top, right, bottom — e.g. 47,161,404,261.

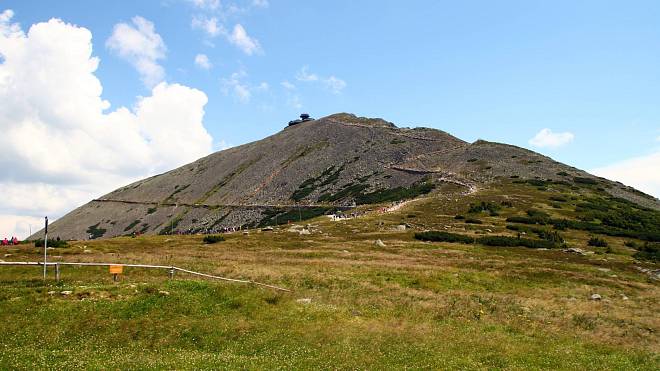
33,113,659,240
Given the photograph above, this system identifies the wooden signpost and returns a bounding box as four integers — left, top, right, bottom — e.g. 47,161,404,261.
109,265,123,281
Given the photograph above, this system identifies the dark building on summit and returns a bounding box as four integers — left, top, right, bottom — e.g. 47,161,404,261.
288,113,314,126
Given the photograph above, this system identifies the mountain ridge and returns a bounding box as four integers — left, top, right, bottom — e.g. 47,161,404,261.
32,113,659,240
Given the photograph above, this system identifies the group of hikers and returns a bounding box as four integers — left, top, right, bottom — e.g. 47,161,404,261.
1,237,20,246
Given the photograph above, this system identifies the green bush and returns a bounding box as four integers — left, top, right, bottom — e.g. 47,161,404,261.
32,238,68,248
507,209,551,225
633,242,659,262
465,218,483,224
203,235,226,244
414,231,475,244
476,236,556,249
587,237,608,247
624,241,638,248
468,201,501,214
124,220,141,232
574,177,598,185
86,223,106,239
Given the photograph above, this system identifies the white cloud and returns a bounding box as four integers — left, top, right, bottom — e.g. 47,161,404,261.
226,24,262,55
188,0,220,10
281,80,296,90
324,75,346,94
192,15,222,37
106,16,166,88
295,66,347,94
591,151,660,198
191,19,262,56
221,70,251,103
256,81,269,91
0,12,214,238
528,128,574,148
220,70,269,103
287,94,302,109
0,214,43,240
295,66,318,82
194,53,212,69
0,9,21,36
252,0,269,8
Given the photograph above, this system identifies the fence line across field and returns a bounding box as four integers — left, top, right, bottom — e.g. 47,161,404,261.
0,261,291,292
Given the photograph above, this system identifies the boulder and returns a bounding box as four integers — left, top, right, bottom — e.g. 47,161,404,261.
375,239,387,247
564,247,586,256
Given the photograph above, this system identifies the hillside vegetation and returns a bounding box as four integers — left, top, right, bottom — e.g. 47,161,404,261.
2,179,658,369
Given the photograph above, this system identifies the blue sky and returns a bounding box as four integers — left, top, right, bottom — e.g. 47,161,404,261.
0,0,659,237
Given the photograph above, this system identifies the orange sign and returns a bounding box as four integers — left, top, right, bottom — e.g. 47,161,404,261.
109,265,123,274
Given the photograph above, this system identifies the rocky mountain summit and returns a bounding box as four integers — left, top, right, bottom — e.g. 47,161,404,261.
34,113,659,240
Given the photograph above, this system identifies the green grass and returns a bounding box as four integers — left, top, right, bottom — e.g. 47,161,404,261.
2,179,659,369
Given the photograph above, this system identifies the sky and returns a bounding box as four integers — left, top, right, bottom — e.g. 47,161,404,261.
1,0,659,238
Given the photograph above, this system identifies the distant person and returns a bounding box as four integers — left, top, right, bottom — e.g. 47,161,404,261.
12,237,19,245
2,238,8,246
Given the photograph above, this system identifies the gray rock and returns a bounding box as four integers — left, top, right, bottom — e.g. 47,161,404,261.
375,239,386,247
590,294,602,301
564,247,586,256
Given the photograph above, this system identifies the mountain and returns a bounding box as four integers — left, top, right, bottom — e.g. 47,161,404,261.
33,113,659,240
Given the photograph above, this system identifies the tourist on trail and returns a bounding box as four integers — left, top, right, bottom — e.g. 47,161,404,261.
2,238,8,246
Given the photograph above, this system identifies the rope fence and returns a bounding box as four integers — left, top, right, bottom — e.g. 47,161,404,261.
0,261,291,292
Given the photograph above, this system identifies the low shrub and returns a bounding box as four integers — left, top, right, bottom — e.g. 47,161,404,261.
468,201,500,214
465,218,483,224
574,177,598,185
624,241,638,248
588,237,608,247
476,236,556,249
32,238,68,248
86,223,106,239
454,215,465,220
203,235,226,244
414,231,475,244
633,242,659,262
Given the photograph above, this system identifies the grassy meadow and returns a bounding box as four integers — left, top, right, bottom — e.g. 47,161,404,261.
0,180,658,369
